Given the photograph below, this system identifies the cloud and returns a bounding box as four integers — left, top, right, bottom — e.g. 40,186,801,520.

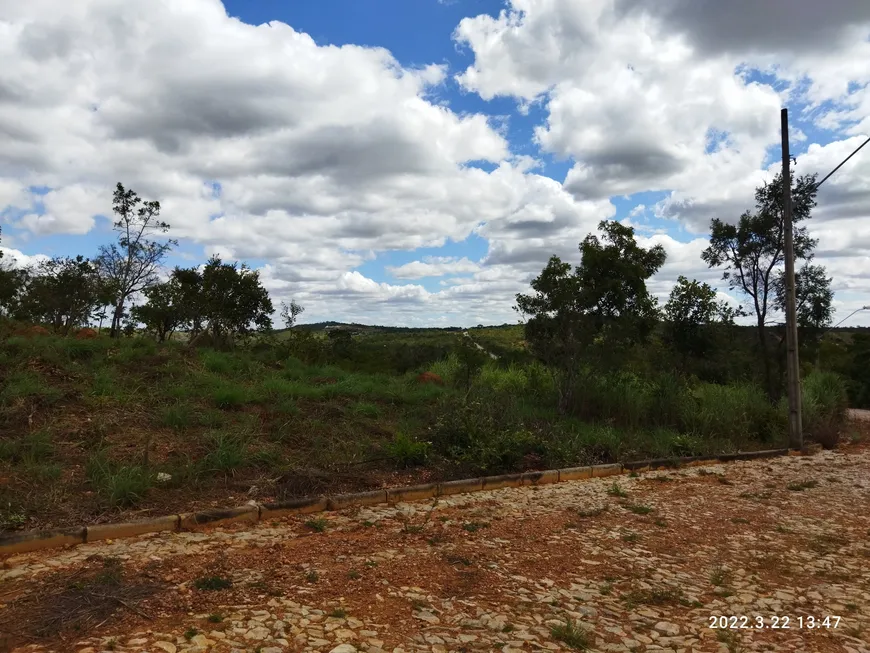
388,256,481,279
1,0,868,327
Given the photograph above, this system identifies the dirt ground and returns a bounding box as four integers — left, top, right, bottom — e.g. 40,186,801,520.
1,431,869,653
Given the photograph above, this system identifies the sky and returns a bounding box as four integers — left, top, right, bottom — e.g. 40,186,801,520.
1,0,869,327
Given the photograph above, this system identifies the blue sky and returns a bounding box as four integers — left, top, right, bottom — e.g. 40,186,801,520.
2,0,869,325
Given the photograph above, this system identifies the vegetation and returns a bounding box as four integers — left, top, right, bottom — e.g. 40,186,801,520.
0,180,862,532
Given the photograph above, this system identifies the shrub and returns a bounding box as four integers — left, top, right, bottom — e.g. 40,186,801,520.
385,432,430,468
682,382,783,443
801,371,848,448
429,353,460,386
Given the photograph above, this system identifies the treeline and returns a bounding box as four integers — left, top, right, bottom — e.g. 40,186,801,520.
0,184,279,347
0,176,867,408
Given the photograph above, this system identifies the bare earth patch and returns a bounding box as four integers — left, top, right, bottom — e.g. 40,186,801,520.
1,444,869,653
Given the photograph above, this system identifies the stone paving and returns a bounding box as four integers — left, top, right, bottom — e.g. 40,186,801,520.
1,446,869,653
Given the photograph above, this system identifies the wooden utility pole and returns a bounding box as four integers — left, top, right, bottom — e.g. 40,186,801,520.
781,108,803,451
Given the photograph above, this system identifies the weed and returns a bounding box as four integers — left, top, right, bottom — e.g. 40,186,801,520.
184,628,199,641
808,533,848,555
576,506,608,518
105,639,117,651
600,582,613,595
328,608,348,618
623,586,683,608
731,517,750,524
411,598,430,610
716,629,741,653
550,619,590,650
710,564,731,587
305,518,329,533
305,570,319,583
347,570,361,580
739,491,772,501
207,613,224,623
621,531,639,543
845,603,857,612
628,471,640,478
717,476,733,485
787,479,818,491
193,576,232,591
445,554,472,566
462,521,488,533
653,518,668,528
625,504,654,515
607,482,628,498
502,623,514,633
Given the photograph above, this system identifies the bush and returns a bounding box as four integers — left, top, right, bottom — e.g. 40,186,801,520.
681,382,783,443
801,370,848,448
385,432,430,468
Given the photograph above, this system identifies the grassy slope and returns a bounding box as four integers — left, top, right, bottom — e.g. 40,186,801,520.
0,322,852,532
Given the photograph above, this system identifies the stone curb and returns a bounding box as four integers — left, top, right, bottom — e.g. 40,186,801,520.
0,448,789,555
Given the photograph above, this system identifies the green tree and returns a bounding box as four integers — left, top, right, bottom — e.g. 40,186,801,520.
280,299,304,329
0,228,29,318
130,279,185,342
663,276,738,368
198,256,273,346
773,263,833,364
14,256,108,333
96,183,176,338
516,220,666,412
701,171,819,398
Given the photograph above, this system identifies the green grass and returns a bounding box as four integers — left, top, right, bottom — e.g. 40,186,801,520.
157,402,195,430
210,382,251,409
625,504,654,515
86,455,153,507
550,619,591,650
351,401,381,418
200,430,250,474
0,429,54,464
607,482,628,498
1,371,62,405
305,518,329,533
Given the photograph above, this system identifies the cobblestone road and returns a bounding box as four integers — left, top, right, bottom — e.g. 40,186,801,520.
2,445,869,653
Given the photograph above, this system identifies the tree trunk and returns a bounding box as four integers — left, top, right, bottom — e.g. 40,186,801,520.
757,318,774,401
109,302,124,338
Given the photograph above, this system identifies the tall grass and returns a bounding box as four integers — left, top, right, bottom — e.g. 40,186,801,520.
86,454,154,507
801,371,848,448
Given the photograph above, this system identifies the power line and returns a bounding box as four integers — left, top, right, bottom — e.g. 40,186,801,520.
813,134,870,191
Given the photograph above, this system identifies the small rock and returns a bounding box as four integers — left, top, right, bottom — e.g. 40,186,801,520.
654,621,681,636
330,645,358,653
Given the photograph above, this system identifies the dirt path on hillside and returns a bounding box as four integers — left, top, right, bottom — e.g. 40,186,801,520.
2,444,869,653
